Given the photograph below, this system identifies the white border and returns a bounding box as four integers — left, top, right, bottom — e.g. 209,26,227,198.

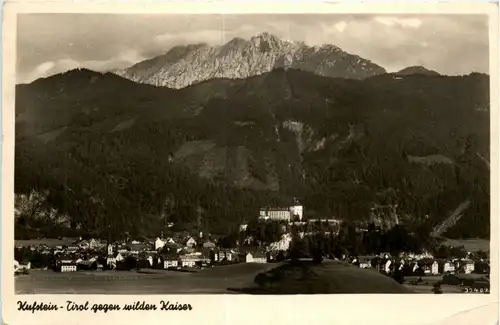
2,2,499,325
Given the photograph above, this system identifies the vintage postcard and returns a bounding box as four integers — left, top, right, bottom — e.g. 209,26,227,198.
1,1,499,325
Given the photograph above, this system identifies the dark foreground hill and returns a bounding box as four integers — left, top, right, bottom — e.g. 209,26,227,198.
232,260,412,294
14,68,490,239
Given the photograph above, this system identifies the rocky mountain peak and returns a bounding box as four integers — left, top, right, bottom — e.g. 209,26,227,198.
114,32,387,88
251,32,282,48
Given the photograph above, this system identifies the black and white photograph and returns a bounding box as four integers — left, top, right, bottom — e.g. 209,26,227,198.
9,10,495,297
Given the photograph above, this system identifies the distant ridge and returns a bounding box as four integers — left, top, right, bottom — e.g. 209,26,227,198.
395,66,441,76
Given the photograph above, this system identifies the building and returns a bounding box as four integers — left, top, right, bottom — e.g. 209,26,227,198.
464,260,475,274
180,256,197,268
289,205,303,221
445,262,456,273
55,255,77,272
162,253,179,269
61,264,77,272
212,249,236,262
259,208,291,221
179,254,209,268
431,261,439,275
438,260,455,274
77,260,98,271
155,237,166,250
383,259,392,273
412,262,419,274
185,237,197,248
67,246,79,252
145,252,159,267
240,251,267,263
89,238,101,249
356,256,375,269
78,240,90,249
129,243,150,254
359,261,371,269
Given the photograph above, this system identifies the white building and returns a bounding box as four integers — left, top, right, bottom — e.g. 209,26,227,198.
155,237,166,250
240,252,267,263
89,238,101,249
164,259,179,269
181,259,196,268
444,262,455,273
289,205,303,221
431,261,439,275
464,260,475,274
260,208,291,221
412,262,419,273
185,237,197,248
61,264,77,272
383,260,392,273
179,255,208,268
259,202,305,222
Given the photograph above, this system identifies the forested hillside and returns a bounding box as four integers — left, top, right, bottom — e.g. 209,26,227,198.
14,68,490,239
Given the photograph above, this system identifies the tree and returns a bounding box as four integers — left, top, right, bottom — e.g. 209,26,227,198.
289,234,308,262
255,273,269,288
117,255,137,270
432,281,443,294
246,219,285,245
309,233,327,264
393,268,405,284
276,250,286,262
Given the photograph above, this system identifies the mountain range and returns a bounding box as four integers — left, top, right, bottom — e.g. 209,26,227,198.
14,34,490,240
114,32,387,89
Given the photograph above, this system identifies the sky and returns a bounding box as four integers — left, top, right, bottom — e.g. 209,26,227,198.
17,14,489,84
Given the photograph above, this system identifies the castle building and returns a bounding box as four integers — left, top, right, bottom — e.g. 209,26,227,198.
259,198,304,222
259,208,291,221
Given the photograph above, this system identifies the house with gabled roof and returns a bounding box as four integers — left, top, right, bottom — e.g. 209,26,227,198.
89,238,101,249
239,249,267,263
185,237,197,248
155,237,166,251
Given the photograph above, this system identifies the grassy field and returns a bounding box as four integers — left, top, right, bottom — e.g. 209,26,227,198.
441,238,490,252
15,263,274,294
19,260,486,295
16,261,412,294
403,274,489,294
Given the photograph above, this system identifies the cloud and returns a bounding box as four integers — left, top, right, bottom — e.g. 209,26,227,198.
34,61,56,75
154,30,223,46
374,16,422,29
16,14,489,83
334,21,348,33
19,49,146,84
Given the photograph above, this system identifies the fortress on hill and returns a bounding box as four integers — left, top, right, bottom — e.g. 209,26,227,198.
259,198,303,222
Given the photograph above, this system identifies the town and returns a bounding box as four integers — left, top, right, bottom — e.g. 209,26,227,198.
14,199,491,294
